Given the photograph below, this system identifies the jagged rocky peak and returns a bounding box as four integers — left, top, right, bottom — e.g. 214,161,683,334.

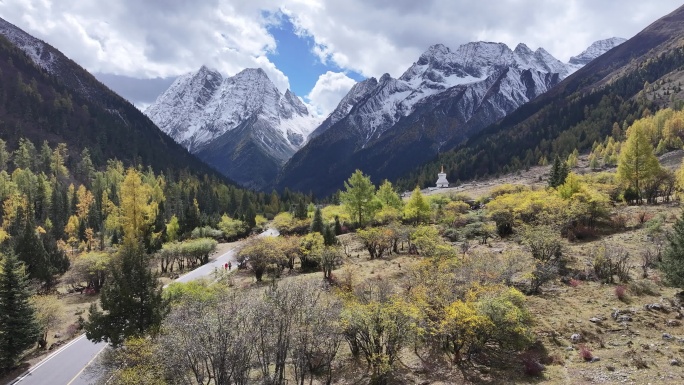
282,89,309,117
231,67,270,83
453,41,517,74
146,65,320,154
340,77,379,106
513,43,534,56
186,65,223,107
309,77,380,139
569,37,627,65
416,43,453,65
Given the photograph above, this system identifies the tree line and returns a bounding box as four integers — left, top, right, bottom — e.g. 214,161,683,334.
0,136,314,373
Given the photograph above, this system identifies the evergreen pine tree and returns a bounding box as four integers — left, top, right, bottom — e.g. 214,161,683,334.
334,215,343,235
84,244,167,347
323,224,337,246
310,207,324,234
548,155,569,188
245,205,257,228
662,212,684,288
14,214,52,287
0,254,40,371
295,200,308,220
0,138,9,172
182,198,200,234
85,169,167,346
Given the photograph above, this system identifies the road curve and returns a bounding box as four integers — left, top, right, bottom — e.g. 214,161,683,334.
11,228,279,385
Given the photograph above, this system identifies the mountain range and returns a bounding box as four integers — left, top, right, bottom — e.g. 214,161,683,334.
278,38,627,197
397,5,684,190
146,38,625,196
6,6,675,203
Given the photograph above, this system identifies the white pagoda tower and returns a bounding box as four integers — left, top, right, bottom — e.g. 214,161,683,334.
436,165,449,188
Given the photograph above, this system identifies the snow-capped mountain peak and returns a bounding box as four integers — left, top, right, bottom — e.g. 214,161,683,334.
307,36,626,156
569,37,627,65
146,66,320,155
145,66,322,189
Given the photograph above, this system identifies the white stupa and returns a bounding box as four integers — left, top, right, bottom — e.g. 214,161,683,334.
436,165,449,188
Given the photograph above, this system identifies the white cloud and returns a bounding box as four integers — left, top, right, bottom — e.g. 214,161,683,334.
0,0,681,105
0,0,292,90
283,0,682,78
307,71,356,116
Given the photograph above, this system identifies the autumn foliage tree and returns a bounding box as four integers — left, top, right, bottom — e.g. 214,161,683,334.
340,170,378,226
85,169,167,347
403,186,431,224
617,123,661,203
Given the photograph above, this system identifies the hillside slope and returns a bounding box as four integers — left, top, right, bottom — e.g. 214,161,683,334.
0,17,221,179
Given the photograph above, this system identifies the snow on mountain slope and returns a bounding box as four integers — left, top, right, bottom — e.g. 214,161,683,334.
0,18,56,72
145,67,320,154
316,41,570,144
309,78,379,139
312,38,626,143
568,37,627,71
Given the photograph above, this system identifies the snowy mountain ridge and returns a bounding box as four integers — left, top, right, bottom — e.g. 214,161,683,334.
569,37,628,66
145,66,320,153
0,18,56,73
313,38,626,144
277,37,626,196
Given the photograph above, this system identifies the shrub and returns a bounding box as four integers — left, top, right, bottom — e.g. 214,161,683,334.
628,280,659,296
521,352,545,377
190,226,223,240
636,211,652,225
489,184,530,198
442,228,460,242
591,245,631,283
610,213,627,229
569,278,581,288
523,226,563,294
645,214,665,237
565,224,599,241
66,322,80,338
615,285,628,301
578,345,593,361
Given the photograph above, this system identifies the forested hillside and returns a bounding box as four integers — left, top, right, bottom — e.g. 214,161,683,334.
0,33,218,178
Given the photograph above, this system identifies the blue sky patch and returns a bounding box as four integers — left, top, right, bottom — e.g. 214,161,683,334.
266,14,363,99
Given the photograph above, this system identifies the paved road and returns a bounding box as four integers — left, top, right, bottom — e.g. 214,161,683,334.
175,227,279,283
11,228,279,385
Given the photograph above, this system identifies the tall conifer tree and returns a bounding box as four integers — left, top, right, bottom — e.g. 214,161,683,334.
0,254,40,370
662,212,684,287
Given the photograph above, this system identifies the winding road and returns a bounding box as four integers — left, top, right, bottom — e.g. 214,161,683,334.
10,228,279,385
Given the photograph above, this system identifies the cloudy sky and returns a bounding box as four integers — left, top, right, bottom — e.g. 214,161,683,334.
0,1,681,115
